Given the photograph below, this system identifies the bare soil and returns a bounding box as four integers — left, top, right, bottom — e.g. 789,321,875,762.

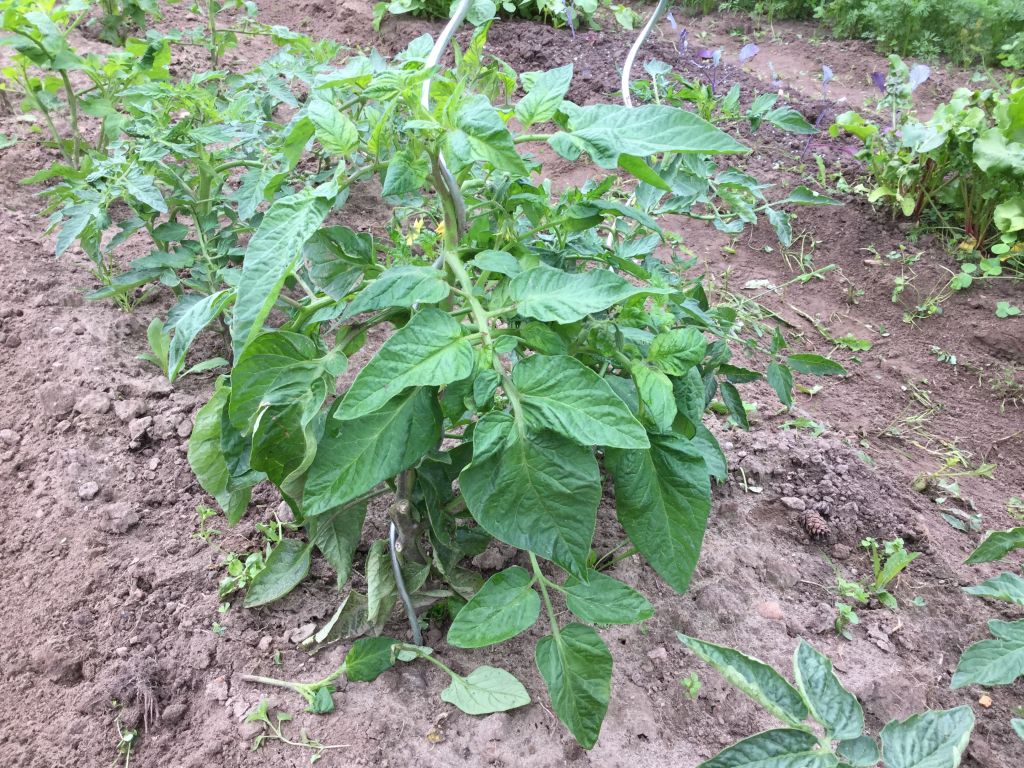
1,4,1022,767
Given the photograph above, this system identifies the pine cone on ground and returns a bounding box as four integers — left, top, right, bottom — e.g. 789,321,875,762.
799,510,830,538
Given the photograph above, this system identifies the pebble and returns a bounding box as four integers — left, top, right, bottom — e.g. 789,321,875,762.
78,482,100,501
4,334,21,348
257,636,273,652
289,623,316,644
176,418,193,438
38,383,77,418
114,399,147,422
129,417,153,447
161,702,188,725
647,646,668,661
780,496,806,511
97,502,140,534
74,392,111,416
755,600,785,621
205,676,229,703
0,428,21,445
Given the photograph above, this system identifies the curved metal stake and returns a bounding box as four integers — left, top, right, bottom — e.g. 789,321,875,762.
390,521,423,646
620,0,668,108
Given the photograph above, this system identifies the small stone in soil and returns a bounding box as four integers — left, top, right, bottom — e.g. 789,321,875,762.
74,391,111,415
780,496,806,511
114,399,147,422
78,481,100,501
755,600,785,621
0,428,21,445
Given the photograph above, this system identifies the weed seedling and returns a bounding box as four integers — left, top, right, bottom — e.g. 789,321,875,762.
245,699,347,759
679,672,701,700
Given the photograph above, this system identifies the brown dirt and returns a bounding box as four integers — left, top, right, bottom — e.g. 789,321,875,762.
1,3,1022,768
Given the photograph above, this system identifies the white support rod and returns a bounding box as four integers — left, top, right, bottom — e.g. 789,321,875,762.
620,0,669,108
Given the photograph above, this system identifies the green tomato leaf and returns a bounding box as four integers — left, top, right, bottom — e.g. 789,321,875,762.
338,309,474,419
515,63,573,128
309,502,367,586
381,149,430,197
446,94,527,176
232,188,330,358
343,266,449,318
536,623,612,749
633,364,677,432
166,289,233,381
305,387,442,516
554,103,747,169
441,666,532,715
767,362,794,408
720,380,749,429
228,331,324,430
837,735,881,767
697,728,833,768
950,620,1024,688
513,354,648,449
308,98,358,154
606,434,711,593
648,327,707,375
509,264,671,324
459,412,600,576
764,106,817,135
879,706,974,768
344,636,400,682
786,353,847,376
447,566,541,648
366,539,397,627
963,572,1024,605
793,640,864,740
563,570,654,625
678,634,809,727
187,379,250,525
965,527,1024,564
244,539,313,607
470,249,521,277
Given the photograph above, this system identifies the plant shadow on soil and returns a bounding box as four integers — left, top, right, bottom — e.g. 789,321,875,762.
0,3,1021,767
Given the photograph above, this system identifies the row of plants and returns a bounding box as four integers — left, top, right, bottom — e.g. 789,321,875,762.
685,0,1024,68
4,0,1018,760
831,56,1023,312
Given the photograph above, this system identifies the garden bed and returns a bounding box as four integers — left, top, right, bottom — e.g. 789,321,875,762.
0,3,1021,766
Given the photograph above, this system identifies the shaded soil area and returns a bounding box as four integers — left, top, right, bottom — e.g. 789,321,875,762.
0,3,1021,767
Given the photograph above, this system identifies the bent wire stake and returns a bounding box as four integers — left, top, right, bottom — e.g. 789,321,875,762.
390,0,473,646
620,0,668,108
389,521,423,646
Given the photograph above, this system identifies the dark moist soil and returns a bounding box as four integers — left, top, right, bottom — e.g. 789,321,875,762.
1,4,1022,767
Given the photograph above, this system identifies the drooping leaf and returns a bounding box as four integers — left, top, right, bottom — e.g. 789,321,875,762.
513,354,648,449
187,378,250,524
607,435,711,592
343,636,400,681
447,566,541,648
366,539,397,627
678,634,809,727
244,539,313,607
441,666,532,715
787,354,846,376
563,570,654,625
304,387,442,516
793,640,864,740
310,502,367,585
459,412,600,576
338,309,474,420
536,624,612,749
879,706,974,768
697,728,833,768
767,362,794,407
166,289,233,381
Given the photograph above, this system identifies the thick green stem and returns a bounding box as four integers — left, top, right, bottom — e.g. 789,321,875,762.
58,71,81,166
